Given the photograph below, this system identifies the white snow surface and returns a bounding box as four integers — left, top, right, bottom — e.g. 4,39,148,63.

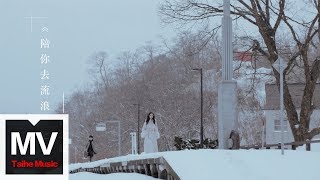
69,149,320,180
296,143,320,152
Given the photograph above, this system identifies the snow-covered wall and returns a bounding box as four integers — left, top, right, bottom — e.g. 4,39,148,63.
265,110,294,145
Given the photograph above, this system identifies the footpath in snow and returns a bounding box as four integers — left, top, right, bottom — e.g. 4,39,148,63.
70,149,320,180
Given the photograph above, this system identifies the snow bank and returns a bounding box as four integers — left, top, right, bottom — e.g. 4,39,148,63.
162,149,319,180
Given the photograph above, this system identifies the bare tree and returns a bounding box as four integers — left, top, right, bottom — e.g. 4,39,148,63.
87,51,112,91
160,0,320,141
61,30,270,160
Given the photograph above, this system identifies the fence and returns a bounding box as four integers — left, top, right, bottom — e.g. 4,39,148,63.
240,139,320,151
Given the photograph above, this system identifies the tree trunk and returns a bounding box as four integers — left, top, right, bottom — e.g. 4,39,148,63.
257,21,314,143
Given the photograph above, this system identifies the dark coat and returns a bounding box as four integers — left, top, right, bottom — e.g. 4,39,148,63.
86,140,96,157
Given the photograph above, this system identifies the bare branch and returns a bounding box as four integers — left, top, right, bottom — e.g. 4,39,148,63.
282,13,302,46
284,51,301,75
273,0,285,31
252,39,270,58
305,14,320,46
310,57,320,84
265,0,270,22
309,127,320,139
231,5,257,25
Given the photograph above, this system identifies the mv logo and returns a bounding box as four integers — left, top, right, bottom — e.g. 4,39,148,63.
6,120,63,174
11,132,58,155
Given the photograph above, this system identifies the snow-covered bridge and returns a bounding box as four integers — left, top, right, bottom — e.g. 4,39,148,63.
69,149,320,180
70,156,178,179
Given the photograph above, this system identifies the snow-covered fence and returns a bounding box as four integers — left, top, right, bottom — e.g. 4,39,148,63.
69,157,180,180
240,139,320,151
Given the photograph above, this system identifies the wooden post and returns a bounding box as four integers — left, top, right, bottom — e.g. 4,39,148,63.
306,139,311,151
278,143,281,149
254,145,259,150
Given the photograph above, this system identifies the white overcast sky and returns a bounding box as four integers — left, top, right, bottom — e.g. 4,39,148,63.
0,0,176,113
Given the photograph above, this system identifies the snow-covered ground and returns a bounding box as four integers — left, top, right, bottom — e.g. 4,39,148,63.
296,142,320,152
70,149,320,180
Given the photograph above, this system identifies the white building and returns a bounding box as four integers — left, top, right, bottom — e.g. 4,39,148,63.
264,83,320,146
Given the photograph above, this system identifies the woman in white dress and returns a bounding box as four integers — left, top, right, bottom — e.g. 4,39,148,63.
141,112,160,153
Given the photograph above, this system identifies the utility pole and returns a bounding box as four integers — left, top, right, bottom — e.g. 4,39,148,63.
218,0,238,149
133,103,141,154
192,68,204,147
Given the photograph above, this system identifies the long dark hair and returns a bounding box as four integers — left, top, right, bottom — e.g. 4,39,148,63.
89,135,93,142
146,112,156,124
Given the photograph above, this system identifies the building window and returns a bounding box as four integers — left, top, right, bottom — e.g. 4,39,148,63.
274,119,288,132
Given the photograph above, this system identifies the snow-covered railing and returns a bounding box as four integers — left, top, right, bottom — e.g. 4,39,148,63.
70,156,180,180
240,139,320,151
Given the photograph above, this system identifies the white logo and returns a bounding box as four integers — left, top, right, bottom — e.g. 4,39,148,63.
11,132,58,155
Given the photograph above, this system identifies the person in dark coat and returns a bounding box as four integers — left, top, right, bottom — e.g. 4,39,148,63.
86,135,96,162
